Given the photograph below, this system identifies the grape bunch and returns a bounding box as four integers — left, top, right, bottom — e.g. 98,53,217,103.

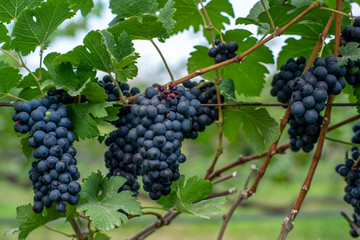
98,75,140,101
288,56,346,151
270,57,306,104
335,121,360,238
128,83,201,200
340,19,360,86
103,82,142,196
182,80,223,139
12,98,80,213
208,39,238,63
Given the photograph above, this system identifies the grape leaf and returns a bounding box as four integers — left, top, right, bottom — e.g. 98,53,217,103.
219,78,236,100
171,0,234,39
18,88,42,100
337,42,360,66
108,14,167,40
17,68,48,89
100,31,134,63
67,102,116,140
0,66,22,98
109,0,158,20
187,45,216,81
158,0,176,35
0,23,10,47
11,0,75,55
93,118,117,136
78,172,142,231
69,0,94,17
222,29,273,97
157,175,225,219
43,52,96,96
80,82,108,102
223,104,280,152
94,232,111,240
56,30,139,79
0,0,42,23
17,204,65,239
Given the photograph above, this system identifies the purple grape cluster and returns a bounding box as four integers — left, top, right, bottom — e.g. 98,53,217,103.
182,80,223,139
12,97,80,213
208,39,238,63
103,82,142,196
270,57,306,104
288,56,346,151
128,84,201,200
340,19,360,86
335,121,360,238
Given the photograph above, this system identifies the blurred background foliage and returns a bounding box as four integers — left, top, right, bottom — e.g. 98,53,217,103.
1,0,359,239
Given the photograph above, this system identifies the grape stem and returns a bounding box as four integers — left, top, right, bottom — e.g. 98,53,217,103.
318,7,360,20
69,217,87,240
340,211,360,235
43,224,75,238
278,1,342,238
18,53,44,96
352,156,360,171
260,0,276,32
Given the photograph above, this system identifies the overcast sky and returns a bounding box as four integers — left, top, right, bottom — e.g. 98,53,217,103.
23,1,360,86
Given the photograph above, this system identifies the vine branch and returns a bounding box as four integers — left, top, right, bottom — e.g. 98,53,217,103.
44,224,75,238
69,217,87,240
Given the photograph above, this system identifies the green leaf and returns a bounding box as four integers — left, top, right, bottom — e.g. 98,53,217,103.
43,52,96,96
223,105,280,152
187,46,216,81
158,0,176,35
55,31,113,73
11,0,75,55
109,0,157,20
69,0,94,17
78,172,142,231
219,78,236,100
222,29,273,96
17,204,65,239
0,0,42,23
81,82,108,102
325,0,336,9
0,66,22,98
0,23,11,47
20,136,36,161
108,14,167,40
170,0,234,40
67,102,116,140
100,30,134,63
94,232,111,240
352,85,360,113
17,68,47,89
18,87,42,101
93,118,117,136
157,175,225,219
338,42,360,66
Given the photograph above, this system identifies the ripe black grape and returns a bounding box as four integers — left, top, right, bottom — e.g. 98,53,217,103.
271,56,345,152
128,83,197,200
335,120,360,238
208,39,238,63
13,97,81,213
103,82,142,195
182,80,223,139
